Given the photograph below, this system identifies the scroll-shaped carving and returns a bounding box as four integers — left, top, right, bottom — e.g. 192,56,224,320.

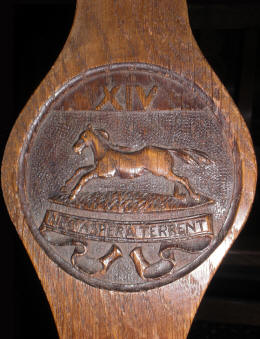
40,210,214,279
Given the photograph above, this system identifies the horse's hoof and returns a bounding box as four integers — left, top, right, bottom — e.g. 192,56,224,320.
69,194,76,201
192,194,201,201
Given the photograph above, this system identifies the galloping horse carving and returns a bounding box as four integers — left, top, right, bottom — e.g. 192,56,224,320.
65,124,211,201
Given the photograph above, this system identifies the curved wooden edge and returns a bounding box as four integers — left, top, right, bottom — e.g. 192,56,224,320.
1,1,257,338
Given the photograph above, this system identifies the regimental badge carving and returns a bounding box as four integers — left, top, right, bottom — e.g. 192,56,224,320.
19,64,241,291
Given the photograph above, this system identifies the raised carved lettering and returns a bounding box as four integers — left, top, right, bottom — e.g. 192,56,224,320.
135,85,158,110
96,86,123,111
95,85,158,111
41,210,213,242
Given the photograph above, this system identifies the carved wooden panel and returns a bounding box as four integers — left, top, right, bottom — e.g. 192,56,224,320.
3,0,256,337
20,63,240,291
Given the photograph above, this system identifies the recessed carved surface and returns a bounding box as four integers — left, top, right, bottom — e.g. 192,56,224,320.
19,63,241,291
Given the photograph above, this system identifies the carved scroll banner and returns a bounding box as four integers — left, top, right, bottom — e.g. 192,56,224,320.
19,64,241,291
41,210,213,244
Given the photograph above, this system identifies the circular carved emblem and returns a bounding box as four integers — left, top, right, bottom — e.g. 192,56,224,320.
19,63,241,291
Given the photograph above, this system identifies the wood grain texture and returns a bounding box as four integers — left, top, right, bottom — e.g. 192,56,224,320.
1,0,256,338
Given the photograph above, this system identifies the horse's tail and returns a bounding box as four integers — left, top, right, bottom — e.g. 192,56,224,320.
169,148,212,165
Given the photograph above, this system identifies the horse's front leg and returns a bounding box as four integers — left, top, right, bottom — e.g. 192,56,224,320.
69,171,97,201
63,167,87,188
64,165,95,187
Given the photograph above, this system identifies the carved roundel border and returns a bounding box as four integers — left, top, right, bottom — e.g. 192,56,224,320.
18,63,241,292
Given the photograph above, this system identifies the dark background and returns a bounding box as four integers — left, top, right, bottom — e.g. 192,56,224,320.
1,0,260,338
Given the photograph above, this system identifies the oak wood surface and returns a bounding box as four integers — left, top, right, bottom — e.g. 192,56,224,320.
2,0,256,338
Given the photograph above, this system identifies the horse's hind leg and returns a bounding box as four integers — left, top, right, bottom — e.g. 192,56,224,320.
70,171,97,201
166,171,200,201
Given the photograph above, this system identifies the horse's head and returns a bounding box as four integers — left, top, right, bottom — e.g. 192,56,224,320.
74,124,95,154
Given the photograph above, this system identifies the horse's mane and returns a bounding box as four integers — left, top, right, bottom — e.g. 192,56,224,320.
94,129,145,153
